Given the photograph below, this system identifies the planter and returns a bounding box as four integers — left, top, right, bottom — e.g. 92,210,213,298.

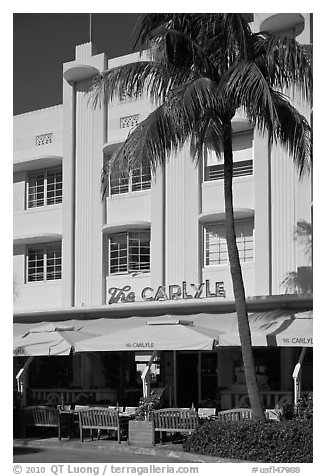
128,420,155,447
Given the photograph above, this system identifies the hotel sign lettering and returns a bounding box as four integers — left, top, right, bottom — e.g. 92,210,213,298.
107,280,225,305
125,342,154,349
282,337,313,345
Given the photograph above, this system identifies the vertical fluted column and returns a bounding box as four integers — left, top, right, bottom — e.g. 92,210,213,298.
63,42,107,307
165,146,200,285
254,131,271,295
150,166,165,289
62,64,76,306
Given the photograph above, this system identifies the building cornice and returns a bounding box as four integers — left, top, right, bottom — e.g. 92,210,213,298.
13,294,313,323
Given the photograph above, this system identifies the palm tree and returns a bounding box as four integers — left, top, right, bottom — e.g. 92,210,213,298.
282,221,312,294
89,14,312,420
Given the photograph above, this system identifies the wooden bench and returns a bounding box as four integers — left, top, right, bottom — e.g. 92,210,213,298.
216,408,252,421
153,408,199,444
23,405,61,440
78,407,121,443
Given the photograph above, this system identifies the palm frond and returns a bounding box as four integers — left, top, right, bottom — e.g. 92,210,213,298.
97,13,312,195
254,33,312,104
88,60,194,108
281,268,313,294
220,14,253,59
165,28,216,79
294,220,312,262
135,13,214,49
133,13,176,48
134,14,220,81
270,90,312,177
102,101,188,197
189,114,223,165
295,220,312,240
102,75,223,196
220,59,279,131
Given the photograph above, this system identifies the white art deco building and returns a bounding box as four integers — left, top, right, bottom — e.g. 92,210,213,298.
13,13,312,409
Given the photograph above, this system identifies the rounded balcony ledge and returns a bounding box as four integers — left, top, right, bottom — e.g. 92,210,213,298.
13,233,62,246
260,13,304,37
199,209,254,223
63,64,100,83
103,142,123,157
102,221,151,235
231,113,252,133
13,155,62,173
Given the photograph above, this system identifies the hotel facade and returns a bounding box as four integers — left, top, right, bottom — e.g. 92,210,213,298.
13,13,313,410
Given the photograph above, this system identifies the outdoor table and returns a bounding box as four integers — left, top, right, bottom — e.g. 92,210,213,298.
58,410,78,438
118,412,135,439
119,411,136,418
198,415,217,423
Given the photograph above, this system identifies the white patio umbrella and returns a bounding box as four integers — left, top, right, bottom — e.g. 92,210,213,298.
74,317,220,352
13,322,101,356
218,311,313,347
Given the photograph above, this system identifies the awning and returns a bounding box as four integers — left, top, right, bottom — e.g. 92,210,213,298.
218,311,313,347
13,316,160,356
13,322,102,356
13,309,312,356
74,316,221,352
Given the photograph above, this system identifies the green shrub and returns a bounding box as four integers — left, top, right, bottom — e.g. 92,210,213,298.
183,419,313,463
296,393,313,420
135,393,162,421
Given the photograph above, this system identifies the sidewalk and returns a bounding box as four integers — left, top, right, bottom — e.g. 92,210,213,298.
13,437,242,463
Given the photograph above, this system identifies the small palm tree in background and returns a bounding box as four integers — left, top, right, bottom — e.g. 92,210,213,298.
282,220,312,294
90,14,312,420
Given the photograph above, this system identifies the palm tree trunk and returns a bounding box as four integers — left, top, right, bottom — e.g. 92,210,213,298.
222,120,265,420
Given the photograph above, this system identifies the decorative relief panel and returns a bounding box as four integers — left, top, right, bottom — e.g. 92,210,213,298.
120,114,140,129
35,133,53,146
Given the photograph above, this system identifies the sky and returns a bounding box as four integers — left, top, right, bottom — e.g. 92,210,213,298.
13,13,140,115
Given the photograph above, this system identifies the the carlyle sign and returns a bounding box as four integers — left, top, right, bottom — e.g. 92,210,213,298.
107,280,226,305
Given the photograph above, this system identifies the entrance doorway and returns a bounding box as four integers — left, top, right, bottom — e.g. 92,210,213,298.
177,352,198,407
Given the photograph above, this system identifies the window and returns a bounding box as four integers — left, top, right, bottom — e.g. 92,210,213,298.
109,231,150,274
205,220,254,266
27,167,62,208
204,131,253,181
26,242,62,282
110,166,151,195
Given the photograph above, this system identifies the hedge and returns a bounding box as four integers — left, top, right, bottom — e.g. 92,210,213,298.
183,419,313,463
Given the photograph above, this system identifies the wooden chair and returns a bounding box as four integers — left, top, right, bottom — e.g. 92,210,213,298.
78,407,121,443
217,408,252,421
153,408,199,444
23,405,61,440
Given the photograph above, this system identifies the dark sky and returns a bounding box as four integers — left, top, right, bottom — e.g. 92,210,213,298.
13,13,140,115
